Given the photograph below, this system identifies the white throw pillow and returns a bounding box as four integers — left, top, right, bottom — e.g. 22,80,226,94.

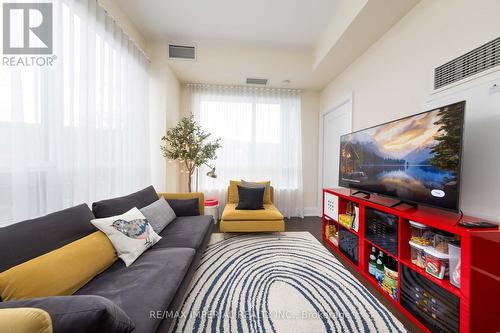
90,207,161,266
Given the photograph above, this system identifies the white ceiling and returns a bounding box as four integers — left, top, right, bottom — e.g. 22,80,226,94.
117,0,420,90
118,0,342,47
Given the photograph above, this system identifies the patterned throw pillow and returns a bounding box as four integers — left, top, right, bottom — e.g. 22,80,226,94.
91,207,161,266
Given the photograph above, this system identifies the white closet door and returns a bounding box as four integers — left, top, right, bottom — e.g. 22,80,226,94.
321,99,352,190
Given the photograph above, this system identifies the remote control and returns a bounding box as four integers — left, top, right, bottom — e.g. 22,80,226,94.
458,221,499,229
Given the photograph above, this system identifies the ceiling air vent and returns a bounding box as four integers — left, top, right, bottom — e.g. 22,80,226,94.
434,37,500,89
246,78,268,85
169,44,196,60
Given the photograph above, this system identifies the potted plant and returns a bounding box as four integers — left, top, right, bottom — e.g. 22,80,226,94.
161,115,221,192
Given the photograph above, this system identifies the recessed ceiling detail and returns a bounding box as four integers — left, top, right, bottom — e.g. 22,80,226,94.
119,0,340,47
119,0,420,89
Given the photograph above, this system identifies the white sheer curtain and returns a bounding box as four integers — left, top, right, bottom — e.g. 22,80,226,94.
189,84,303,218
0,0,150,225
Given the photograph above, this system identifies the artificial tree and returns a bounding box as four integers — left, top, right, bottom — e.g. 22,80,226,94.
161,115,221,192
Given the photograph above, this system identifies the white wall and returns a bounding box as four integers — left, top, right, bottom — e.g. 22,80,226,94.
98,0,146,51
168,40,313,89
301,91,320,214
148,41,182,192
320,0,500,220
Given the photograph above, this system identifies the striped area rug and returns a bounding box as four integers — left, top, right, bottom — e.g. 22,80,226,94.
172,232,407,333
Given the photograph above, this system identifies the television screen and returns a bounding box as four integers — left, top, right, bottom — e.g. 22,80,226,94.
339,101,465,211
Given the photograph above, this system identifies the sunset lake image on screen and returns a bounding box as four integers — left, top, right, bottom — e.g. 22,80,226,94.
339,102,464,210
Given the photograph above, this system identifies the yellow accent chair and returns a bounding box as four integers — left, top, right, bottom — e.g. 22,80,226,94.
220,181,285,234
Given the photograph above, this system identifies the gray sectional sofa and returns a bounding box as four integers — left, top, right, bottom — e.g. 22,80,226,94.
0,186,213,333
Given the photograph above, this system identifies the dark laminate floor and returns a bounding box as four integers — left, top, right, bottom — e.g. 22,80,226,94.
213,217,423,333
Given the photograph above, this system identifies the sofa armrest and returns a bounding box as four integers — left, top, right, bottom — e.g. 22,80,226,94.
158,192,205,215
0,295,134,333
0,307,52,333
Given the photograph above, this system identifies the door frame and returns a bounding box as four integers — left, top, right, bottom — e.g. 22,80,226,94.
317,93,353,216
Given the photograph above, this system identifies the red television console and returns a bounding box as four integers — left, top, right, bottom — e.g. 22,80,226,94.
322,188,500,333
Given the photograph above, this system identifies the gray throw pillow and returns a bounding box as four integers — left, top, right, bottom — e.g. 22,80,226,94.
139,197,176,233
241,179,266,189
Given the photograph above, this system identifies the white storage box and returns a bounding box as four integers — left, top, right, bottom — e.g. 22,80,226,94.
324,192,339,221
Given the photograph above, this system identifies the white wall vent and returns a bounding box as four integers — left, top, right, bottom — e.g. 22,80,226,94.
246,78,268,85
168,44,196,60
434,37,500,89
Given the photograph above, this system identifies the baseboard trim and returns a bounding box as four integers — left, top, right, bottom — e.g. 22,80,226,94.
304,207,320,217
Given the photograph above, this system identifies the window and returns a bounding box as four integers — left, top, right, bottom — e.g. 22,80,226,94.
0,0,150,225
189,84,303,217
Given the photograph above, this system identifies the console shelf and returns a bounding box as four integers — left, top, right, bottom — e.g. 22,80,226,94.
365,238,398,260
322,188,500,333
399,258,461,298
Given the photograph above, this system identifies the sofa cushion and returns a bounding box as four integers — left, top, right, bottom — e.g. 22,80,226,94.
236,185,265,210
92,186,159,218
140,197,176,233
228,180,272,204
153,215,213,250
0,231,117,301
157,192,205,215
166,198,200,217
75,247,195,333
91,208,161,267
0,295,134,333
222,203,283,221
0,204,96,273
220,219,285,233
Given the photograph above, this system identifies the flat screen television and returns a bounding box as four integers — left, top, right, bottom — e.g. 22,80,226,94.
339,101,465,211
